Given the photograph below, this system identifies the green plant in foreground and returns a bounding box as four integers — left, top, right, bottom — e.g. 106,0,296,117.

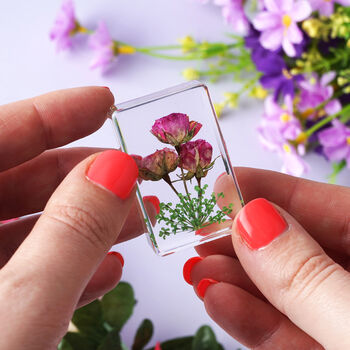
58,282,229,350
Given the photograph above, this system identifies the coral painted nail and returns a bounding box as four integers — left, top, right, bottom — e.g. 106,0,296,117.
108,251,124,267
197,278,219,298
183,257,203,285
87,150,138,200
236,198,287,250
143,196,160,214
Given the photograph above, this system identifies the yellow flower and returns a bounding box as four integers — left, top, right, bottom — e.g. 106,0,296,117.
213,102,225,118
250,86,268,99
182,68,200,81
118,45,136,55
224,92,239,109
179,36,196,53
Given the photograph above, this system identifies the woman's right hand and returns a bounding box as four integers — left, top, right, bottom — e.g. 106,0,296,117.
184,168,350,350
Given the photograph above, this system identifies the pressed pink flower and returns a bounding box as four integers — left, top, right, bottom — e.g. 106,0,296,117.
214,0,249,34
179,139,213,178
309,0,350,16
136,148,179,181
252,0,312,57
151,113,202,146
50,0,77,51
298,72,341,117
89,21,116,72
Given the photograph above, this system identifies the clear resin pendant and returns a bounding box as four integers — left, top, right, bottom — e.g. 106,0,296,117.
112,81,244,256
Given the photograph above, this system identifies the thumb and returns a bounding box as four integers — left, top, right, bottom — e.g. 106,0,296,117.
0,150,138,346
232,198,350,350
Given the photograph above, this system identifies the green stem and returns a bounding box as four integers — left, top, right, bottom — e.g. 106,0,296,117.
305,104,350,137
163,175,179,196
135,49,199,60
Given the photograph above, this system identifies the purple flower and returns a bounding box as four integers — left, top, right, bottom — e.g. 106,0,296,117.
151,113,202,146
179,139,213,179
252,0,312,57
89,21,116,72
135,148,179,181
318,120,350,166
214,0,249,34
50,0,77,51
298,72,342,117
309,0,350,16
258,95,308,176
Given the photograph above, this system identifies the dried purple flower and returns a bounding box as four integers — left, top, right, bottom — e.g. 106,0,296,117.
136,148,179,181
151,113,202,146
179,139,213,179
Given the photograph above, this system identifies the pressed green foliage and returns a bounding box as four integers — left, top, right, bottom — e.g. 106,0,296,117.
72,300,107,342
192,325,219,350
101,282,136,331
97,329,122,350
62,332,97,350
132,319,154,350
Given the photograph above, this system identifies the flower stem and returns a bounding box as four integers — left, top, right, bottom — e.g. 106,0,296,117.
163,174,179,196
305,104,350,137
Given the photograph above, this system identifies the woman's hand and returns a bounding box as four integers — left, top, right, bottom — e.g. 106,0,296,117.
184,168,350,350
0,87,157,350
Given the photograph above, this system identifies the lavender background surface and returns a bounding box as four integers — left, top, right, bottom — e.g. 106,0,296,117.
1,1,349,349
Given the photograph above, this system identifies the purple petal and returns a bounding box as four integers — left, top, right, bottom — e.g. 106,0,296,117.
287,22,303,44
253,12,281,30
282,37,296,57
324,144,349,162
290,1,312,21
337,0,350,5
319,1,334,16
318,124,346,147
264,0,280,13
325,100,342,115
320,71,336,86
281,0,294,12
260,28,284,51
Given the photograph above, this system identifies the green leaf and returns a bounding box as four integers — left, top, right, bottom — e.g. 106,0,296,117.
102,282,136,331
132,319,154,350
62,332,96,350
98,329,122,350
146,337,193,350
72,300,107,342
192,326,219,350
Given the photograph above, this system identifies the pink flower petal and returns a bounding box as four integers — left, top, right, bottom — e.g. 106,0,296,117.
325,99,342,115
253,12,281,30
287,22,303,44
264,0,280,13
290,0,312,21
320,71,336,86
338,0,350,6
319,1,334,16
281,0,294,12
260,27,283,51
282,37,296,57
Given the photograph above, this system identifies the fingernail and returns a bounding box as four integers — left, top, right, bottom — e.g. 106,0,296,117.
183,257,203,285
87,150,138,200
197,278,218,298
143,196,160,214
108,251,124,267
217,172,226,180
236,198,287,250
102,86,110,90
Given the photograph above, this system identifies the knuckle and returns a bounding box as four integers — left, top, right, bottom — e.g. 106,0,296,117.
44,204,110,249
281,253,340,307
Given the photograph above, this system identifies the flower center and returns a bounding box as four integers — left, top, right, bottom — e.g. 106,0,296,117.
282,15,292,28
282,69,293,80
347,136,350,145
283,144,292,153
280,113,291,122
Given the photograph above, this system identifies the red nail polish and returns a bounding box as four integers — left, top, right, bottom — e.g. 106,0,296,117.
217,172,227,180
143,196,160,214
87,150,138,200
197,278,218,298
183,257,203,285
108,251,124,267
102,86,110,90
236,198,287,250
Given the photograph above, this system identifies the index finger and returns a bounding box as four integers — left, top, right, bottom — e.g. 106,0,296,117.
214,167,350,255
0,86,114,171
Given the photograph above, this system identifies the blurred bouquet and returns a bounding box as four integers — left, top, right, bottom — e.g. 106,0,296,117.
51,0,350,180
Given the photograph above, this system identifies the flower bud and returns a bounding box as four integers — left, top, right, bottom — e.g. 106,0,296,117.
136,148,179,181
179,139,213,179
151,113,202,146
